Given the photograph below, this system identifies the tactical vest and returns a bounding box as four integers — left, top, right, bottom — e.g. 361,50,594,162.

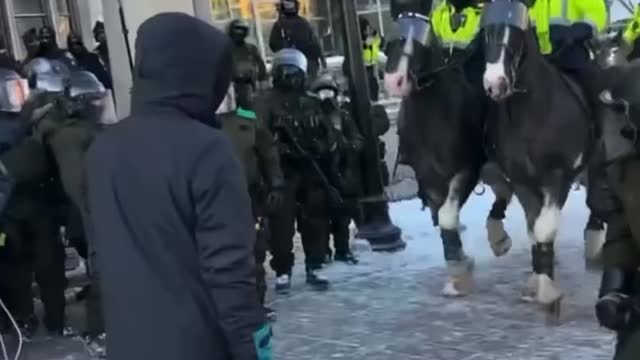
529,0,607,55
220,108,260,186
431,2,482,52
363,35,382,67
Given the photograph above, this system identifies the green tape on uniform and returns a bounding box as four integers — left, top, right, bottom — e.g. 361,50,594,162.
236,107,257,120
0,233,6,247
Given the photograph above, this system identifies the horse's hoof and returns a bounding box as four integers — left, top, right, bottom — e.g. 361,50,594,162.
487,217,512,257
521,273,538,303
535,274,563,305
544,298,563,326
442,257,475,297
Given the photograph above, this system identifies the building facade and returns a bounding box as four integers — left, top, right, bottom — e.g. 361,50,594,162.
1,0,395,61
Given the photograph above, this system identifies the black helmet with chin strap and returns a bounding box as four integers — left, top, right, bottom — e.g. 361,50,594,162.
228,19,250,42
279,0,300,16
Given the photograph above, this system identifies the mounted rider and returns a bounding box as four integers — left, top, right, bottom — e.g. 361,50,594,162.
623,3,640,54
528,0,608,107
431,0,484,56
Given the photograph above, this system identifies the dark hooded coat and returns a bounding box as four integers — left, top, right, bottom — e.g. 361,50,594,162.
87,13,265,360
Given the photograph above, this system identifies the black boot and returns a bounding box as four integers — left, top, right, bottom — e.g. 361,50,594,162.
306,268,330,291
334,251,359,265
275,274,291,295
596,268,635,331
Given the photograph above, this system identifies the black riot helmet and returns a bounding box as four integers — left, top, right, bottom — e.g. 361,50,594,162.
23,57,70,93
449,0,474,10
390,0,432,20
310,72,339,99
228,19,250,44
310,72,340,113
62,70,107,119
279,0,300,16
272,48,307,92
0,68,29,113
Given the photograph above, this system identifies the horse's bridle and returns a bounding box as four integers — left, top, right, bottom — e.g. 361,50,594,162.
484,27,526,94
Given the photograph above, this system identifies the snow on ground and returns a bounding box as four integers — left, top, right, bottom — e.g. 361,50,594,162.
270,188,614,360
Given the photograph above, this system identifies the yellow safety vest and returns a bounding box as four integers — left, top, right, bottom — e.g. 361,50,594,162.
431,2,482,51
623,5,640,48
529,0,608,55
363,35,381,67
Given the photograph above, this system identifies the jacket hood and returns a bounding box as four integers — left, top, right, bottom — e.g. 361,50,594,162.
131,13,232,122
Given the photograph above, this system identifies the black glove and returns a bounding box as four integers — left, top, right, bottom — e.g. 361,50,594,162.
570,23,594,44
265,186,285,213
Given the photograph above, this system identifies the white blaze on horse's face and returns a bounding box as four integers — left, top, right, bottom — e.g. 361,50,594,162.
384,27,415,98
483,27,512,101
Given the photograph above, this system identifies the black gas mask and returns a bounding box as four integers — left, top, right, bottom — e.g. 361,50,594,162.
272,48,308,92
273,65,306,92
280,0,300,16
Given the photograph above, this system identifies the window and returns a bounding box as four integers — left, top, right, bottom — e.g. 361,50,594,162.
0,1,11,57
212,0,231,20
55,0,74,48
14,0,49,55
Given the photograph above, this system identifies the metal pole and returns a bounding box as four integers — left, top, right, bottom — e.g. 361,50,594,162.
337,0,404,252
375,0,385,37
251,0,267,61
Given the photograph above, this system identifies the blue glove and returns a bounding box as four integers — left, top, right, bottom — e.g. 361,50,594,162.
253,324,273,360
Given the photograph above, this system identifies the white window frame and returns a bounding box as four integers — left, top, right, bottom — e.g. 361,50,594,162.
3,0,77,60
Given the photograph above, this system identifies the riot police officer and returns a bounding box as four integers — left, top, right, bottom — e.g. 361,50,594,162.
310,74,363,265
37,68,106,354
256,48,338,293
269,0,326,80
228,19,267,101
218,84,284,320
592,45,640,357
0,66,70,339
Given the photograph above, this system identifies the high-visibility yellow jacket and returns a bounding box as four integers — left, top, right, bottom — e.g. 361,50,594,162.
623,5,640,49
529,0,608,55
431,1,483,51
363,35,382,67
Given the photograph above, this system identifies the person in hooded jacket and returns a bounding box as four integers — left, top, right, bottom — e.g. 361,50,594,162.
269,0,326,80
37,26,76,68
67,33,112,90
86,13,272,360
20,29,40,70
93,21,110,71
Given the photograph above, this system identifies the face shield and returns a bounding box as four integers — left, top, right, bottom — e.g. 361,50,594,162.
0,69,29,113
397,13,432,46
480,0,529,31
273,48,308,74
64,70,108,120
23,58,71,93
